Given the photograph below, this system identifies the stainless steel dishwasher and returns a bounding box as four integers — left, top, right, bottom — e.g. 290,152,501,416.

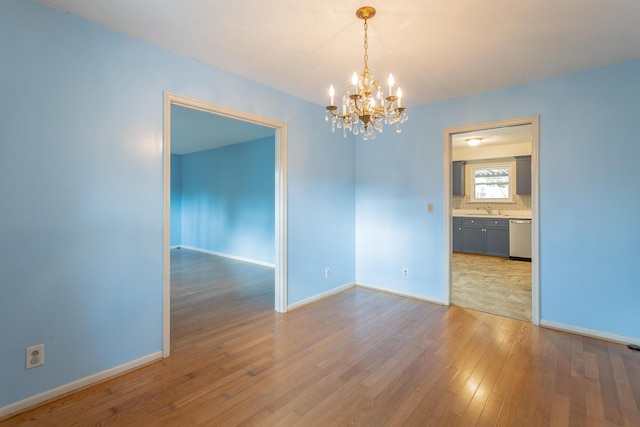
509,219,532,261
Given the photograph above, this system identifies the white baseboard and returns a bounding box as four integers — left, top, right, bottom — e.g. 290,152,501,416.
288,282,356,311
287,282,444,312
0,351,162,419
176,245,275,268
540,320,639,346
356,282,445,305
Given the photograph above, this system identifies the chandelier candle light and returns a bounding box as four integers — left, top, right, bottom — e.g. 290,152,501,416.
325,6,408,140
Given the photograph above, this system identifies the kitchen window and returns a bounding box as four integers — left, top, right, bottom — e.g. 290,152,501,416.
470,163,514,203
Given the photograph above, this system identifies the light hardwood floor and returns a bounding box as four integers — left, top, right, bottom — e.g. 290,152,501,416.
2,249,639,426
451,253,532,322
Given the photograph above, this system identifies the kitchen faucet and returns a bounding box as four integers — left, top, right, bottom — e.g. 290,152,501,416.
484,206,491,214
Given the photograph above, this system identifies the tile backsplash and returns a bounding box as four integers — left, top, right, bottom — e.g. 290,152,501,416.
452,194,531,211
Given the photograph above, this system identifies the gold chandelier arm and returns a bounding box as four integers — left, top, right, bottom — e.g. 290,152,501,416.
350,94,364,115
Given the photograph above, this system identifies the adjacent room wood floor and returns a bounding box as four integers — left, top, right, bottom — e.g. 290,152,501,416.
3,249,639,426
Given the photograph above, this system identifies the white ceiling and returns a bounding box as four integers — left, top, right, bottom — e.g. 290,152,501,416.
170,105,274,155
451,124,532,151
38,0,640,107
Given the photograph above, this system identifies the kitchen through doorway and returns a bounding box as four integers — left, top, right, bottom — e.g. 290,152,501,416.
444,116,540,324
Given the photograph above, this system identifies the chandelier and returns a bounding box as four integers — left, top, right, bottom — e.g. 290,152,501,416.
325,6,408,140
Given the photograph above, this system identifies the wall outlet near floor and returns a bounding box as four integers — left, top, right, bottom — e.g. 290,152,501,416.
325,267,331,278
26,344,45,369
402,268,409,278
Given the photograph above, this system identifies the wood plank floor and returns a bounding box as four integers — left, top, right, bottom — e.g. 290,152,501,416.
3,249,639,426
451,253,532,322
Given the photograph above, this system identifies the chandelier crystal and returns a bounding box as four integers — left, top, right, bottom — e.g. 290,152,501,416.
325,6,408,140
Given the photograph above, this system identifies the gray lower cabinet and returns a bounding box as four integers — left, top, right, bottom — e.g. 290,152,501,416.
460,218,485,254
454,217,509,257
484,218,509,256
453,217,462,252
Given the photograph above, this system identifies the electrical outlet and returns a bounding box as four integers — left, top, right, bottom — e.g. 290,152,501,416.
427,203,434,213
26,344,44,369
325,267,331,278
402,268,409,278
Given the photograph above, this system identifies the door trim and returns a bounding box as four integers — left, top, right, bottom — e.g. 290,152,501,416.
162,92,288,357
443,115,540,325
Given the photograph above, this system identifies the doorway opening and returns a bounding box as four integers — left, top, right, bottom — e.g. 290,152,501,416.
443,116,540,324
162,92,288,357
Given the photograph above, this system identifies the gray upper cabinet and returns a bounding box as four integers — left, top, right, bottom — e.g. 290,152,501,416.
515,155,531,195
452,161,466,196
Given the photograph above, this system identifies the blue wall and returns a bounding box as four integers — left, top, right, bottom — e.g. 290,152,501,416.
357,59,640,339
356,119,445,299
170,154,182,246
0,0,355,409
179,137,276,264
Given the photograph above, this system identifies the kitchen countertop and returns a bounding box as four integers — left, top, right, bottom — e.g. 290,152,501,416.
452,209,532,220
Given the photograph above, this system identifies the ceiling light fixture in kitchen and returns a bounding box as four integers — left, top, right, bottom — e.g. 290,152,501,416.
467,138,482,146
325,6,408,140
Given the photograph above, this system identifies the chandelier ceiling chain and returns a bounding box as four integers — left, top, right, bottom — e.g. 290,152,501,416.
325,6,408,140
363,18,368,73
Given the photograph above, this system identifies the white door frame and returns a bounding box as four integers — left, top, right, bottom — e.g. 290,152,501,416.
443,115,540,325
162,91,288,357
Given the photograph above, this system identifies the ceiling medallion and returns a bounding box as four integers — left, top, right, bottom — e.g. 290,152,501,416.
325,6,408,140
